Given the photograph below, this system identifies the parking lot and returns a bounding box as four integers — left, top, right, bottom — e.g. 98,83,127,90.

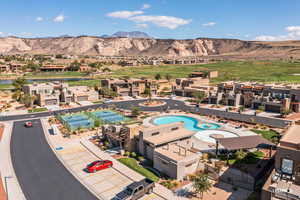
52,136,164,200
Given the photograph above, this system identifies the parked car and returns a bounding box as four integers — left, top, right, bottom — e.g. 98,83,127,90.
86,160,113,173
115,178,155,200
24,121,33,127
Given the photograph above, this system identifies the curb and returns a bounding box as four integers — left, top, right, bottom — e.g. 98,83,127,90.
0,122,26,200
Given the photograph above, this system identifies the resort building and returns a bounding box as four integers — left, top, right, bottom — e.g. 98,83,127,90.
102,124,141,152
23,82,99,106
261,123,300,200
68,86,99,102
137,122,194,161
101,78,158,97
153,139,201,180
207,81,300,113
9,62,26,73
0,64,10,72
173,71,216,97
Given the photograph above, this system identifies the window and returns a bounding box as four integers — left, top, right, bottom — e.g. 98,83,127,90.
151,132,159,136
281,158,293,175
162,160,169,165
185,162,195,167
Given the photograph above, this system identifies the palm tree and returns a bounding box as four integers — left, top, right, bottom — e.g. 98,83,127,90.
192,173,212,199
193,91,206,104
143,87,152,101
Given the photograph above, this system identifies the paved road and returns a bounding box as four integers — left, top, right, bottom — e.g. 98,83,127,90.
1,99,290,128
10,119,99,200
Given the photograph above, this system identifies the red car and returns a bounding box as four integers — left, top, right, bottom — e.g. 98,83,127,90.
24,121,33,127
86,160,113,173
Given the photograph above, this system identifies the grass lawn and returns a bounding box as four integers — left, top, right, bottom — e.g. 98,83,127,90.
28,107,48,113
67,79,100,87
24,71,89,78
118,158,159,182
219,151,264,165
108,60,300,83
0,84,13,90
251,129,280,143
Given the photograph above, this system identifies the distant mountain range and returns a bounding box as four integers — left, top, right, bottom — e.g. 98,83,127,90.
101,31,152,38
0,35,299,59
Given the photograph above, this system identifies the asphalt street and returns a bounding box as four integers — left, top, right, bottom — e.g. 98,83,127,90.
10,119,99,200
2,99,290,128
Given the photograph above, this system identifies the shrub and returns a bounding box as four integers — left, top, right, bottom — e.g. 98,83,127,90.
137,156,145,162
130,152,137,158
124,151,130,156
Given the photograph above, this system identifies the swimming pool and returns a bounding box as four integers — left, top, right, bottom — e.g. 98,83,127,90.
152,115,220,132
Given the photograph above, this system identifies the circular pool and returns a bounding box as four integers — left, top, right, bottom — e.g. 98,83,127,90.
152,115,220,132
193,130,238,144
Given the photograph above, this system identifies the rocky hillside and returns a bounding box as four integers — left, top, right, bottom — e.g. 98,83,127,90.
0,36,299,59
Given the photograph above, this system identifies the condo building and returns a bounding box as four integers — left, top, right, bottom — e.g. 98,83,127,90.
261,123,300,199
22,82,99,106
207,82,300,113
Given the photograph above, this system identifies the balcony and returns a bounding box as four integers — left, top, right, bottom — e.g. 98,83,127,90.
269,174,300,200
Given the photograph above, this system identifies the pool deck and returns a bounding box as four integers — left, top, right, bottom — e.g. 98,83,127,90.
143,111,257,151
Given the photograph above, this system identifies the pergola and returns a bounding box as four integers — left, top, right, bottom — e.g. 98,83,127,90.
214,135,275,162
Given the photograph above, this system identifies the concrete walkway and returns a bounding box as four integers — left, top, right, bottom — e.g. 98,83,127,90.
0,122,26,200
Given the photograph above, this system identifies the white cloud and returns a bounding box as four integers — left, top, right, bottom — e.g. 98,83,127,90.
0,32,3,35
107,10,191,29
107,10,144,19
136,23,149,28
20,32,34,37
130,15,191,29
255,26,300,41
141,4,151,10
36,17,43,22
53,14,65,22
202,22,216,27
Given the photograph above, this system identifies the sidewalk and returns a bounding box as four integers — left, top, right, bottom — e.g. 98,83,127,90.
0,173,6,200
0,122,26,200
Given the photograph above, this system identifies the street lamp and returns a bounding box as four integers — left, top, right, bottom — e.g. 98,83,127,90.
4,175,13,200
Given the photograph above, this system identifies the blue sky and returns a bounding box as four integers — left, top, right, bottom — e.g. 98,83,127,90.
0,0,299,40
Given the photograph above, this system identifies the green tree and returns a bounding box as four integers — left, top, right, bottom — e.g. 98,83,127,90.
155,73,161,80
68,60,81,71
131,106,140,117
165,74,172,81
192,91,206,104
13,77,27,91
258,105,265,112
12,78,28,101
239,106,245,112
280,108,292,117
20,94,34,108
143,87,152,100
94,119,101,127
101,88,117,98
192,173,212,199
26,62,40,72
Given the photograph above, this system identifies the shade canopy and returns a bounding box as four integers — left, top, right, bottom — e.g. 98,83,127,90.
216,135,275,151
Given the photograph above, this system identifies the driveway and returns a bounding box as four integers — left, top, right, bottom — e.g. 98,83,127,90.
10,119,98,200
